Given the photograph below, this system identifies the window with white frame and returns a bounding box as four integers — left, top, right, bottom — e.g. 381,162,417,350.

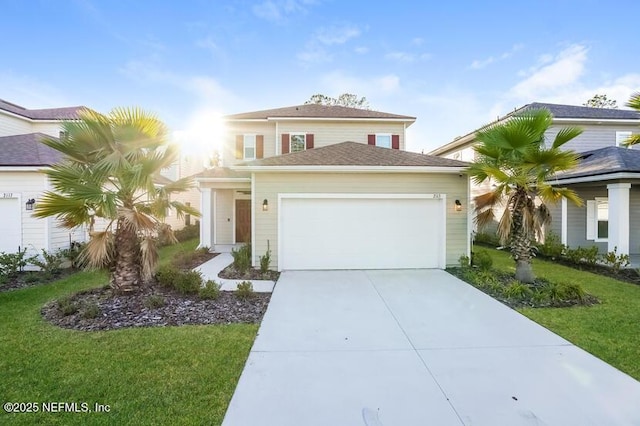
243,135,256,159
586,197,608,241
375,134,391,148
290,133,306,152
616,131,632,147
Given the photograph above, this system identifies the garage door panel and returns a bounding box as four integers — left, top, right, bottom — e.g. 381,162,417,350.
280,197,443,270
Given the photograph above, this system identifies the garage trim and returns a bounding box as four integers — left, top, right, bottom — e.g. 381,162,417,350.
277,193,446,271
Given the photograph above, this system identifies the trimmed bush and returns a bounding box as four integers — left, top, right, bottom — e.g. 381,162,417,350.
472,250,493,271
199,280,221,300
81,303,100,319
144,294,166,309
537,232,565,259
155,264,181,288
231,243,252,273
174,270,203,295
236,281,255,300
57,296,79,316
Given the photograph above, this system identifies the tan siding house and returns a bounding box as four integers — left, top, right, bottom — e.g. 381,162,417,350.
196,104,470,271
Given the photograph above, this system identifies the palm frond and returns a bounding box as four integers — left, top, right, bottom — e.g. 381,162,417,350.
622,133,640,148
496,206,513,244
475,209,496,231
78,231,115,269
140,236,159,281
551,127,583,149
118,207,157,233
626,92,640,110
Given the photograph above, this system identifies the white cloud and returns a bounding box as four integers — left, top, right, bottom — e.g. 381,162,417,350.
354,46,369,54
252,0,317,23
297,23,362,64
470,43,523,70
384,51,431,63
509,44,588,99
412,37,425,46
319,70,400,96
0,71,73,108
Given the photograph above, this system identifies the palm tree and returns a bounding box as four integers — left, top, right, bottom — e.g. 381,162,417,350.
34,107,199,292
468,108,582,283
623,92,640,146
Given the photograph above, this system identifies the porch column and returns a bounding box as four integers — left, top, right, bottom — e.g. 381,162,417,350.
199,187,213,248
561,197,568,245
607,183,631,255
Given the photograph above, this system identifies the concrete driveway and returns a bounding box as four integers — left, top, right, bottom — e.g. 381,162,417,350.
222,270,640,425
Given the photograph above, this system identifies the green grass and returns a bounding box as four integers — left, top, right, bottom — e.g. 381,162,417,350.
484,246,640,380
0,239,256,425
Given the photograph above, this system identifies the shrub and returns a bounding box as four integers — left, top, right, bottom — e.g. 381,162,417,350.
81,302,100,319
504,281,533,301
199,280,221,300
174,223,200,242
458,254,470,268
144,294,166,309
232,243,252,273
0,248,35,278
560,282,587,303
0,275,7,287
57,296,79,316
474,232,500,247
30,249,65,276
155,264,181,288
472,250,493,271
602,247,630,273
259,241,271,274
174,270,203,295
236,281,255,299
564,246,599,265
23,272,40,284
537,232,565,259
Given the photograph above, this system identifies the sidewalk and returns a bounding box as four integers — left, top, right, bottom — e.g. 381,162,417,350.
194,252,275,292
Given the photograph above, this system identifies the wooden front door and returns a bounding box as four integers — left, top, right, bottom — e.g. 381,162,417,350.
235,200,251,243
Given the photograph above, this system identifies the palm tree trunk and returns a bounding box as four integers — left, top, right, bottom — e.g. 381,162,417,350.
111,218,141,293
511,192,535,283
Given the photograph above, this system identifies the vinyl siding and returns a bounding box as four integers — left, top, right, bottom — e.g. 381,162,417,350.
566,187,608,253
253,172,469,269
0,113,32,136
223,120,407,166
544,123,639,152
32,122,64,137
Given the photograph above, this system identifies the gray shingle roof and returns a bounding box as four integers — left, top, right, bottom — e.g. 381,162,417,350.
553,146,640,181
522,102,640,120
225,104,415,121
0,133,63,166
242,142,468,167
0,99,84,120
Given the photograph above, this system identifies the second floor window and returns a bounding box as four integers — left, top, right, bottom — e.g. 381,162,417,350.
244,135,256,159
376,134,391,148
290,133,306,153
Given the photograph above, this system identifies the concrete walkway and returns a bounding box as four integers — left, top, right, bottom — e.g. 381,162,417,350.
223,269,640,425
194,252,275,292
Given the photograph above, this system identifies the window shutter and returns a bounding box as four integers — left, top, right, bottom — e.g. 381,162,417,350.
281,133,290,154
306,133,314,149
256,135,264,159
368,134,376,145
391,135,400,150
235,135,243,159
586,200,596,240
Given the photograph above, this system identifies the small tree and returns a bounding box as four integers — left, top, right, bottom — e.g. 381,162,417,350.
305,93,370,109
469,108,583,283
34,107,200,292
583,94,618,109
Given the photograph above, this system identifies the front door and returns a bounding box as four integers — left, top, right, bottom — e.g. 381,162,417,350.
235,200,251,243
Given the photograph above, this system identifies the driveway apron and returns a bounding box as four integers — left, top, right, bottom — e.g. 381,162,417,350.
222,269,640,426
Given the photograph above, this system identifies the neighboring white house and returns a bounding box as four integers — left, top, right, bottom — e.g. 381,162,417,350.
430,102,640,257
0,99,87,256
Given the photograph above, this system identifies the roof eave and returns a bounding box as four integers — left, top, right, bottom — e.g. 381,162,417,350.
548,171,640,185
194,177,252,183
230,165,467,173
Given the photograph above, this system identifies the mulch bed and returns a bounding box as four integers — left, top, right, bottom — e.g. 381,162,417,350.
0,269,77,293
219,265,280,281
540,256,640,286
42,285,271,332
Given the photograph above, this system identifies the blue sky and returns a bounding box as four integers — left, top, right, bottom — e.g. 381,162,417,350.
1,0,639,154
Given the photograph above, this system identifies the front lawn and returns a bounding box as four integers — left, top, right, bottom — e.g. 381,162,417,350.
480,246,640,381
0,240,256,425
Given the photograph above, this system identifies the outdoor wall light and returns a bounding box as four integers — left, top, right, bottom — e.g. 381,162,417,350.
454,199,462,212
262,199,269,211
25,198,36,211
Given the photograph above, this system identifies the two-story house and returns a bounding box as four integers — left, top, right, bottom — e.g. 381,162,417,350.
430,102,640,258
0,99,88,256
195,104,470,271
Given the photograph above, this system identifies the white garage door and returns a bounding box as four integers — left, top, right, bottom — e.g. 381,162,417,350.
279,195,445,270
0,198,22,254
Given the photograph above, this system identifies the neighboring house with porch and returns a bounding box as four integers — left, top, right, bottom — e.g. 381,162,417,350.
195,104,470,271
430,102,640,257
